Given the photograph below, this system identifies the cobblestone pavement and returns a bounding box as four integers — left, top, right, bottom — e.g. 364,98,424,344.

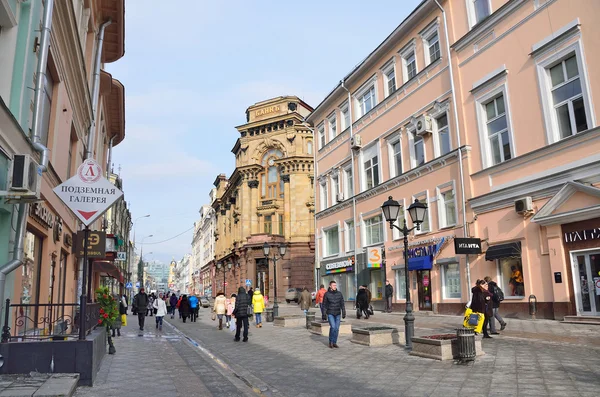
75,303,600,397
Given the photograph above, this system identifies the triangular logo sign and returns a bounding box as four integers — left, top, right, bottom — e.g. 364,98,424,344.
78,210,97,220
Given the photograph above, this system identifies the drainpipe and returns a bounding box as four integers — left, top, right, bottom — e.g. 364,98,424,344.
340,80,359,292
106,136,115,178
434,0,471,289
85,19,112,160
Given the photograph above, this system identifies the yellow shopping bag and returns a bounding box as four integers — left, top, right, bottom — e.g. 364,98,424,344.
462,307,484,334
121,314,127,327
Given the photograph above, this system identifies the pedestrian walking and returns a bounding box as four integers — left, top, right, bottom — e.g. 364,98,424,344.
189,294,199,322
176,295,183,319
169,293,178,319
471,280,493,339
323,280,346,348
153,292,168,331
179,295,191,323
226,293,236,328
247,287,253,299
132,288,149,331
299,287,311,314
484,276,507,334
252,289,265,327
233,287,250,342
213,291,227,330
111,294,123,337
147,293,155,317
315,284,327,322
384,280,393,313
356,286,369,319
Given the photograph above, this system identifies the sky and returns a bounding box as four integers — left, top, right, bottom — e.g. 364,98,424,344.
106,0,422,265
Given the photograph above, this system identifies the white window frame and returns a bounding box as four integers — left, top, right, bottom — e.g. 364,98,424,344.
420,20,441,66
441,261,462,299
399,40,418,84
436,181,458,229
339,101,350,131
353,76,378,119
319,179,328,211
395,268,407,301
387,133,403,178
466,0,492,29
429,101,452,158
381,58,397,98
412,190,431,235
328,112,337,141
330,173,340,205
317,123,326,150
359,142,381,192
474,82,516,169
344,219,355,253
307,140,313,155
391,198,406,241
362,212,385,247
406,123,426,169
322,224,341,258
342,163,353,199
535,40,595,145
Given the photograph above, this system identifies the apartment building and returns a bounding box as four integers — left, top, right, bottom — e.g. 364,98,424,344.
311,0,600,319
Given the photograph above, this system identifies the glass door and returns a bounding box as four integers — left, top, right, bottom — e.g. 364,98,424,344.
417,270,432,311
572,252,600,315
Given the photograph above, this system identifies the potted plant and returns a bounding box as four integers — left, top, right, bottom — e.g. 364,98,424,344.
95,286,118,354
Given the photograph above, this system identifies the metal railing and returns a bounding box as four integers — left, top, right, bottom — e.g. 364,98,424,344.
1,299,100,343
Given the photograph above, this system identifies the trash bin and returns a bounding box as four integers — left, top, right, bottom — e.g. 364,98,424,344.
306,311,315,329
455,328,476,362
265,308,274,323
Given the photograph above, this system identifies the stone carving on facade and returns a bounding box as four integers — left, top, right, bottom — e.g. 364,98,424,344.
281,174,290,183
248,180,259,188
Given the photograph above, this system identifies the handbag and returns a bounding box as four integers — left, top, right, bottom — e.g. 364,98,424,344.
367,304,374,316
211,312,216,321
463,307,485,334
468,313,479,326
121,314,127,327
247,304,254,317
356,307,362,319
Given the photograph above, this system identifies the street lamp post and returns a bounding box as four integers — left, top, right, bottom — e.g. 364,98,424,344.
381,196,428,350
262,242,287,318
138,235,153,289
216,262,232,295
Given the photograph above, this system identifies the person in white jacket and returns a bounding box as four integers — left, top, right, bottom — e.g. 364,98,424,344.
153,292,168,331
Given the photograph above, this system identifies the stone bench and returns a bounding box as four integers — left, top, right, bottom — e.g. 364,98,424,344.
309,321,352,337
351,326,404,346
273,315,305,327
410,334,485,361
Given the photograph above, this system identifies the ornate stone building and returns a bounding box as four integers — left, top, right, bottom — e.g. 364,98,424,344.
212,96,315,298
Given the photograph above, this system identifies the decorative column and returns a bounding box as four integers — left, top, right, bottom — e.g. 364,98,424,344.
248,180,259,235
282,174,291,238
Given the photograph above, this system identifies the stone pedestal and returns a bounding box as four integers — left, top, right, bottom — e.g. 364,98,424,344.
410,335,485,360
273,315,305,327
309,321,352,337
351,326,404,346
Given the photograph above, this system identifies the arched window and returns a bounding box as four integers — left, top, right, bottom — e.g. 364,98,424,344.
260,150,284,199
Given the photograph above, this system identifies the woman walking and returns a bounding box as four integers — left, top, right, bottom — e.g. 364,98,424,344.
252,289,265,327
213,291,227,330
470,280,494,339
153,292,168,331
233,287,250,342
179,295,191,323
356,286,369,319
226,293,236,328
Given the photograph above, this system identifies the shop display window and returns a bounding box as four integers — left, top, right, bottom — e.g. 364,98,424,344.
498,257,525,297
395,269,407,300
441,263,461,299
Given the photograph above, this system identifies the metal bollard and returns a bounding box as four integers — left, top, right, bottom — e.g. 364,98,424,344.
529,295,537,319
306,311,315,329
456,328,476,363
265,308,274,323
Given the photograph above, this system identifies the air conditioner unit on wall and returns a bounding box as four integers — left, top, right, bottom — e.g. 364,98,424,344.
416,115,433,136
336,194,344,203
514,197,533,214
350,134,362,149
8,154,42,197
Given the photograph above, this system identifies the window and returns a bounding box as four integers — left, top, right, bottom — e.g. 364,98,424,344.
413,133,425,167
319,181,328,211
318,124,325,149
343,165,353,199
437,183,457,228
427,32,441,64
345,221,355,252
499,257,525,298
264,215,272,234
340,103,350,131
413,192,430,233
549,55,588,139
331,175,339,204
307,141,313,155
391,198,406,240
364,215,383,246
436,113,451,156
484,94,512,165
362,144,380,191
395,269,407,300
40,68,54,146
382,62,396,97
358,86,375,117
442,263,461,299
323,226,339,257
328,113,337,140
471,0,491,25
389,139,402,178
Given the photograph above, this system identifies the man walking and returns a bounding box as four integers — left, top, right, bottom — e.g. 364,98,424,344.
189,294,199,322
169,293,178,319
233,287,250,342
484,276,507,334
322,280,346,349
133,288,149,331
384,280,394,313
315,284,327,322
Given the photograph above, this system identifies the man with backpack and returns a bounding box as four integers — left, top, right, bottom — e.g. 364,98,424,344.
484,276,507,334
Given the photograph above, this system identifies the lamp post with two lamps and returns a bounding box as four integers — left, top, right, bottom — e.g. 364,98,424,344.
216,262,232,296
262,242,287,318
381,196,428,350
138,235,153,289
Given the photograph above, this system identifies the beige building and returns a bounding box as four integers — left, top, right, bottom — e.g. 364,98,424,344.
212,96,315,298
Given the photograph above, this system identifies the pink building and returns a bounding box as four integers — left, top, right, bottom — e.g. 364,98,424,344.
310,0,600,320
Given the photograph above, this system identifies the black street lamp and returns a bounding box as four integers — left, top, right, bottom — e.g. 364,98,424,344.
381,196,428,350
263,242,287,317
216,262,232,295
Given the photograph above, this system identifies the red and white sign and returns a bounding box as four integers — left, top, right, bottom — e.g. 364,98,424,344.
224,282,228,286
53,159,123,226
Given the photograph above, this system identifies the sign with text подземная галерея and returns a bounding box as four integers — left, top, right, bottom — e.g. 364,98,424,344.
53,159,123,226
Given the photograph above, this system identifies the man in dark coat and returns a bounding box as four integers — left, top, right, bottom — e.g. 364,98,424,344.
169,293,178,319
133,288,149,331
323,280,346,348
233,286,250,342
384,280,394,313
356,287,369,319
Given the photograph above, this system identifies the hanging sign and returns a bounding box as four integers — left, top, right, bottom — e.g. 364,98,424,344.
454,237,482,254
75,230,106,258
367,247,382,268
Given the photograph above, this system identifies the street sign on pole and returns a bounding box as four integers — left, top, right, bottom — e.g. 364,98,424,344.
116,251,126,261
135,281,140,288
245,279,252,286
125,282,133,289
53,159,123,226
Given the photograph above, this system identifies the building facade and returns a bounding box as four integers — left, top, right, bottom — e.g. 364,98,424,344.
212,96,315,299
311,0,600,319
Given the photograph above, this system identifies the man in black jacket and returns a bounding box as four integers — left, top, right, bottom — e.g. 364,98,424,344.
322,280,346,348
233,286,250,342
384,280,394,313
133,288,149,331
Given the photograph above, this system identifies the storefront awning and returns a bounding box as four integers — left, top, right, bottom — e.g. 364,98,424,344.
93,260,124,283
408,255,433,271
485,242,521,261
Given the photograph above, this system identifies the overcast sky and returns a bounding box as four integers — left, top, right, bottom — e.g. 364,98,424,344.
106,0,422,265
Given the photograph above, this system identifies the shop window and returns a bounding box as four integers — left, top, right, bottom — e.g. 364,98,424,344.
441,263,461,299
323,226,339,257
364,215,383,246
498,257,525,298
395,269,407,300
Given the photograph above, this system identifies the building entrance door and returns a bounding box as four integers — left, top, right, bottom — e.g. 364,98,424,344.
572,251,600,316
417,270,432,311
256,259,269,297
